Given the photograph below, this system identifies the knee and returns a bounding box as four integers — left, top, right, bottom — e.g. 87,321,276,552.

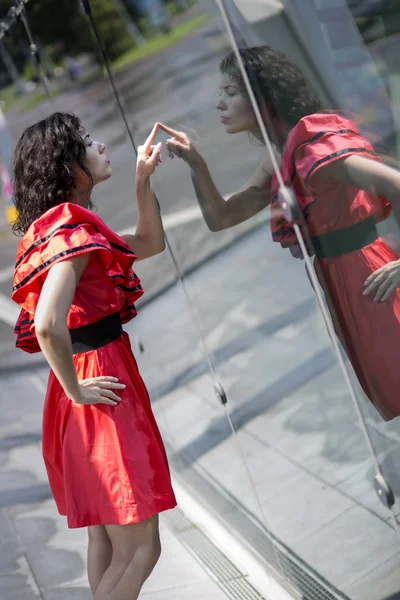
113,535,161,568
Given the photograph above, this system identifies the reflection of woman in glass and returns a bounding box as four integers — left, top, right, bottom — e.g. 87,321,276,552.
11,114,176,599
159,45,400,422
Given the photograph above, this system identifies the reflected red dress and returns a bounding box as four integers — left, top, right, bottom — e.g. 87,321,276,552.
12,202,176,528
270,113,400,421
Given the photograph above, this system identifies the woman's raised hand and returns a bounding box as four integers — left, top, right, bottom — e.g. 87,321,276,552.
136,123,163,181
73,376,126,406
157,122,203,169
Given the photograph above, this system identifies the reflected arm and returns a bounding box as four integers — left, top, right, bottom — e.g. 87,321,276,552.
191,156,272,232
316,155,400,227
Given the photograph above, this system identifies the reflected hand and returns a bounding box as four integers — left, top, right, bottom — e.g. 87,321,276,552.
73,376,126,406
136,123,162,180
157,122,203,169
363,259,400,302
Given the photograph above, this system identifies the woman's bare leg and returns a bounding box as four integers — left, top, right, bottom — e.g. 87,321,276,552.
94,515,161,600
87,525,113,594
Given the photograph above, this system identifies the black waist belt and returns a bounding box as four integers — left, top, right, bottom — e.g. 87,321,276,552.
70,312,123,355
311,216,378,259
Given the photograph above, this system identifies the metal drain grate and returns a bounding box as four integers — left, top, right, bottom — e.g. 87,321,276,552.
164,506,265,600
222,496,349,600
166,445,352,600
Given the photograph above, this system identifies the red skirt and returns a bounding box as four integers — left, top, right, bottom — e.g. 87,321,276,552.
315,237,400,421
42,332,176,528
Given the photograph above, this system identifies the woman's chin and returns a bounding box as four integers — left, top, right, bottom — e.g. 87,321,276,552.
223,123,245,135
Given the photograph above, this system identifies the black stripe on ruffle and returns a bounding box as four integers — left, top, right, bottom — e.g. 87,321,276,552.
271,128,360,204
304,148,376,185
116,283,142,293
15,222,91,269
110,241,135,255
14,317,34,332
16,330,34,339
13,243,111,292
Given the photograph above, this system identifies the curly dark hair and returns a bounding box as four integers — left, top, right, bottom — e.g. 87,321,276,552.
12,112,93,235
220,45,324,129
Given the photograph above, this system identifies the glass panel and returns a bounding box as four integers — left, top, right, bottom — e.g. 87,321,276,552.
219,1,400,599
144,0,400,598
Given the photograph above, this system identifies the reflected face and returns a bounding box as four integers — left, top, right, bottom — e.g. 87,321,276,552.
80,134,112,187
217,73,257,134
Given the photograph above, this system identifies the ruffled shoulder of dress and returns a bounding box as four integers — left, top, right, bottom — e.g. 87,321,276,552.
269,113,358,247
12,202,143,351
285,112,360,152
270,112,365,201
15,202,135,263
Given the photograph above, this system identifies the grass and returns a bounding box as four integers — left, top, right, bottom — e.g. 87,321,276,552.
112,13,209,71
0,84,18,111
18,87,64,113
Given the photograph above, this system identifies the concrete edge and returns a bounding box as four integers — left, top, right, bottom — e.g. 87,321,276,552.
171,472,299,600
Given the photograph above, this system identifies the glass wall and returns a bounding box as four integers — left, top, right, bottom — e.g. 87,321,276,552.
130,1,400,599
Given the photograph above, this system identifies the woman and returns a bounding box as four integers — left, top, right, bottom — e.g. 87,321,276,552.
158,45,400,422
11,113,176,600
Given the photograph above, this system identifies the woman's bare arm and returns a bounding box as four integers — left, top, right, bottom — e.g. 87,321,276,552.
316,154,400,227
35,255,124,405
191,156,272,231
316,154,400,301
121,124,165,259
158,122,274,232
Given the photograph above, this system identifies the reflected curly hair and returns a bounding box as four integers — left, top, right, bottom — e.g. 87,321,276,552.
220,45,323,128
12,112,93,235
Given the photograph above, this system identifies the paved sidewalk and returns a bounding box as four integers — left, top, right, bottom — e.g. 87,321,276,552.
1,504,231,600
0,376,232,600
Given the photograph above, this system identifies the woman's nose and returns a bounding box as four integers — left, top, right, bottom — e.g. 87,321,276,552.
97,142,106,154
216,99,225,110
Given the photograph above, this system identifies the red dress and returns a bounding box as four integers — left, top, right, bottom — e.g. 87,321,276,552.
12,202,176,528
270,112,400,421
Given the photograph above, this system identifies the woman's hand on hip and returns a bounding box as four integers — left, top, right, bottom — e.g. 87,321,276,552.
363,259,400,302
136,123,162,181
72,376,126,406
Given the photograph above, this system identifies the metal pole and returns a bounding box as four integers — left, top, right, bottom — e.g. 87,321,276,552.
0,39,22,90
9,3,53,101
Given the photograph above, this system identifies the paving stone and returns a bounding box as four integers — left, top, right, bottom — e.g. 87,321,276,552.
0,556,41,599
344,553,400,600
296,505,400,590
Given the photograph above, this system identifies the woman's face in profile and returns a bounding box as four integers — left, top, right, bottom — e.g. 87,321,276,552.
76,133,112,190
217,73,257,134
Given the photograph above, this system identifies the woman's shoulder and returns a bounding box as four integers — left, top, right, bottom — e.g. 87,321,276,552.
26,201,100,238
286,111,359,150
16,201,115,257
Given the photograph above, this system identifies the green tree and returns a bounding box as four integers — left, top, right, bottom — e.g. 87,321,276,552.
0,0,135,85
88,0,135,60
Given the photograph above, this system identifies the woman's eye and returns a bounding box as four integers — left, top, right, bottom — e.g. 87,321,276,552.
87,141,93,147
